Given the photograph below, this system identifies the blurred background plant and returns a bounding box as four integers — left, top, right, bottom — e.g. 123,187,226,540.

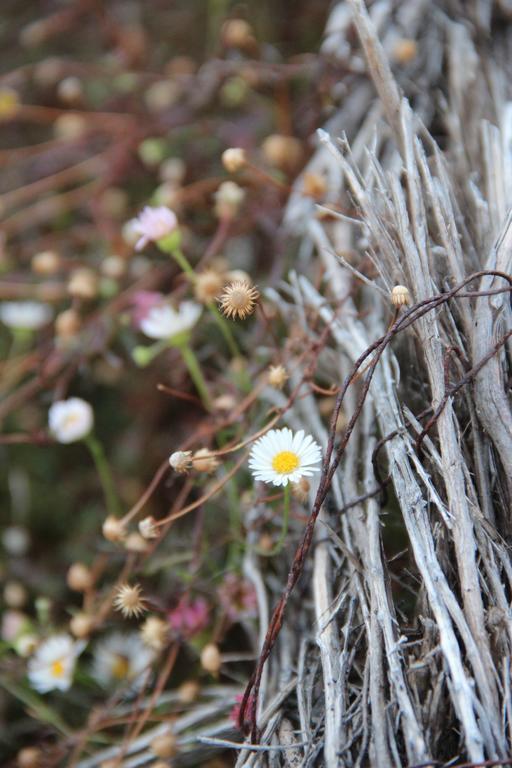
0,1,333,765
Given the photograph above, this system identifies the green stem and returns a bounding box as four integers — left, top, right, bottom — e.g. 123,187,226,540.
207,301,240,357
169,246,195,278
179,343,212,411
163,243,240,357
85,435,121,517
255,484,291,557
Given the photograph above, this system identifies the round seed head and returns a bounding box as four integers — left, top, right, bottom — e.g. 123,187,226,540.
113,583,147,619
218,280,259,320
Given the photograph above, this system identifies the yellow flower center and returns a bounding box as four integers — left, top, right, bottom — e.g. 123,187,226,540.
111,654,130,679
63,413,80,428
51,659,65,678
272,450,300,474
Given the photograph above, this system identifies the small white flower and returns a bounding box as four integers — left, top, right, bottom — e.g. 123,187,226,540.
140,301,201,340
132,206,178,251
0,301,52,330
48,398,94,443
249,428,322,487
92,632,155,690
27,634,84,693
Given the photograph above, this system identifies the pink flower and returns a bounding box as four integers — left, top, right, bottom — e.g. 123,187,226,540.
132,206,178,251
168,596,209,638
217,574,257,622
130,291,165,327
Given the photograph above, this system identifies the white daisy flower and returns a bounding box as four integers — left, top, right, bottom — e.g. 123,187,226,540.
27,634,84,693
249,428,322,487
48,398,94,443
0,301,52,330
140,301,201,341
132,206,178,251
92,632,155,691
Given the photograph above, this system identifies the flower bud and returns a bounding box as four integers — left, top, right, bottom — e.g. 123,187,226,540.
169,450,192,474
150,729,177,758
17,746,42,768
214,181,245,220
145,80,180,113
261,134,303,173
221,19,254,49
392,38,418,65
31,250,61,275
192,449,219,474
178,679,200,703
291,477,310,503
160,157,186,184
139,516,159,540
54,113,87,140
101,255,126,279
68,268,98,300
67,562,93,592
57,76,83,104
222,147,247,173
194,269,224,303
70,612,94,638
268,364,288,390
4,581,27,608
200,643,221,674
55,308,81,339
140,616,169,651
15,633,38,657
102,515,126,542
124,532,149,553
391,285,411,307
302,171,327,199
0,87,20,119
